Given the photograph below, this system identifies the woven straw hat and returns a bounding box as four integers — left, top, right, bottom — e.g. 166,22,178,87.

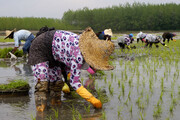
4,28,16,39
104,29,113,36
79,27,115,70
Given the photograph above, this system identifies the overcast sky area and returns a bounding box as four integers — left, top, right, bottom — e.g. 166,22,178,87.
0,0,179,19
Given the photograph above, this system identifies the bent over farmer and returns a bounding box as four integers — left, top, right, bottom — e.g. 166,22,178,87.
4,29,35,57
117,34,134,49
144,34,167,48
28,27,115,112
162,32,176,43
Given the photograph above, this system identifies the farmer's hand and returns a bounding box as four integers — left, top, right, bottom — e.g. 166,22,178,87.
76,86,102,108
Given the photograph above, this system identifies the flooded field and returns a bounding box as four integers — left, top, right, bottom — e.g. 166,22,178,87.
0,35,180,120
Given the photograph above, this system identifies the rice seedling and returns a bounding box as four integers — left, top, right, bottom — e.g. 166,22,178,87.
160,90,163,101
161,77,164,90
101,110,107,120
140,112,144,120
129,104,133,114
30,114,36,120
153,105,162,118
117,106,123,119
51,108,59,119
121,82,125,96
108,81,114,95
124,98,129,106
69,105,82,120
169,103,174,113
46,115,53,120
83,103,91,113
111,72,114,80
104,76,107,84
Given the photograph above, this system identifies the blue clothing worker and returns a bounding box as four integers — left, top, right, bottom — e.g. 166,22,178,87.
4,28,35,55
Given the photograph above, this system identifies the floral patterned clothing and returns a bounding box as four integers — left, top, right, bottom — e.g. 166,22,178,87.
52,30,83,90
32,61,62,83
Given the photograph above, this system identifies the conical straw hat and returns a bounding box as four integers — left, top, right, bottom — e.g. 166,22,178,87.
4,28,16,39
79,27,115,70
104,29,113,36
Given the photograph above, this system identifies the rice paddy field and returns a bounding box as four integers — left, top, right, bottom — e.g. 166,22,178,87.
0,32,179,120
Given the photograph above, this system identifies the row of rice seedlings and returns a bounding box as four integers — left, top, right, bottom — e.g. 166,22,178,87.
103,39,180,119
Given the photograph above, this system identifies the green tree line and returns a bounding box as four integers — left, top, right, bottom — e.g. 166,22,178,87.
0,3,179,32
62,2,180,31
0,17,79,31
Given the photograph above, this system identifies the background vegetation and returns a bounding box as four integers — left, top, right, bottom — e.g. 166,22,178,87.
62,3,180,31
0,17,79,31
0,3,179,32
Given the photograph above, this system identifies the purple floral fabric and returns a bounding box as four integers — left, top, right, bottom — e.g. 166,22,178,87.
52,30,83,90
32,61,63,82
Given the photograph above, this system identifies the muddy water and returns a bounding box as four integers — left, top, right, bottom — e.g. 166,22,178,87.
0,49,180,120
0,59,103,120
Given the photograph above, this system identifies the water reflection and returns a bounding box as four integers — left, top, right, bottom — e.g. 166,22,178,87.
0,59,105,120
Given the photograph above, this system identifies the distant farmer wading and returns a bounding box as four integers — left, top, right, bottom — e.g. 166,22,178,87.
28,27,115,112
4,28,35,57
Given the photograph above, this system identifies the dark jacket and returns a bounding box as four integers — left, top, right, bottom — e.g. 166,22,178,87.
28,30,61,68
162,32,174,40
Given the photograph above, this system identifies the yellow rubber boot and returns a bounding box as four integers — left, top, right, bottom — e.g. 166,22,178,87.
76,86,102,109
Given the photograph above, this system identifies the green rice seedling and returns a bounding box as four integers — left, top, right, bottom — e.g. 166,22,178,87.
153,105,162,118
140,112,144,120
30,114,36,120
136,96,141,106
69,105,82,120
96,87,109,104
160,90,163,101
81,77,84,85
146,94,149,104
165,117,170,120
111,72,113,80
124,98,129,106
169,103,174,113
101,110,107,120
161,77,164,90
122,82,125,96
171,91,173,99
128,78,132,88
118,92,122,101
172,98,177,105
83,103,91,113
46,115,53,120
142,77,145,87
117,106,123,119
0,79,30,92
51,108,59,119
121,71,124,80
128,90,131,100
140,88,144,97
119,59,123,66
104,76,107,84
118,79,121,87
114,75,117,82
129,104,133,114
108,81,114,95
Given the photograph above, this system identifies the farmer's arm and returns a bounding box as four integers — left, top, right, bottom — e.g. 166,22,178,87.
12,35,20,54
70,59,102,108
